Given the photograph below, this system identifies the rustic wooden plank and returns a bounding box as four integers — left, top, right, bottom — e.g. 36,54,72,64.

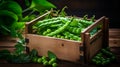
109,38,120,47
90,35,103,59
109,29,120,47
103,18,109,47
26,34,82,62
0,41,16,47
109,29,120,36
84,33,90,63
0,36,17,47
0,47,15,52
89,30,103,59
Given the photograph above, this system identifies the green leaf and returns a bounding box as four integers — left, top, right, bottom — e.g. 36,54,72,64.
9,54,30,63
30,0,56,12
17,54,30,63
10,28,18,37
48,51,57,59
83,14,88,20
14,43,25,55
29,49,38,58
0,10,18,26
11,22,25,30
0,0,4,7
1,1,22,19
17,33,24,40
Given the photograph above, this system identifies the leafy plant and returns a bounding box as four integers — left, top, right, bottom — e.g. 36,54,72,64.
0,0,56,37
23,0,56,13
0,0,23,20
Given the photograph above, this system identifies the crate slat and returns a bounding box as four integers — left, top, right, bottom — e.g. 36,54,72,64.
26,34,82,62
109,29,120,47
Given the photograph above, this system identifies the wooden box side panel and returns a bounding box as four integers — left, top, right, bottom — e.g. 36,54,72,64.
82,16,109,63
26,34,82,62
89,30,103,59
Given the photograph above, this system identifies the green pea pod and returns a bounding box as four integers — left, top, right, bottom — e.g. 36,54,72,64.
63,32,81,41
47,18,73,36
78,19,93,27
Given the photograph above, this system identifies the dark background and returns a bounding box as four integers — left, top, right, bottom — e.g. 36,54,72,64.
17,0,120,28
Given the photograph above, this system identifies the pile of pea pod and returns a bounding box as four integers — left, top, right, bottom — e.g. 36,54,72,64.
33,16,98,41
92,47,116,65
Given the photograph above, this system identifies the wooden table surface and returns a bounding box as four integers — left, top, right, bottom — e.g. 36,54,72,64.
0,28,120,67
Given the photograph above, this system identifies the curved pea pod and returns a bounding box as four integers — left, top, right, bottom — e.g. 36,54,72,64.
42,29,52,35
78,19,93,27
59,17,70,23
43,31,48,35
73,36,81,41
70,18,79,27
53,35,57,38
37,20,61,28
76,28,81,34
35,17,62,26
35,20,61,34
50,23,63,28
56,35,61,38
78,22,84,28
46,18,73,36
64,35,69,39
60,36,65,39
63,32,81,41
67,26,81,35
90,15,95,22
83,14,88,20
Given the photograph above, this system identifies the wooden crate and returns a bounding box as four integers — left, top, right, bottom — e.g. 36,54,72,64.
25,11,109,63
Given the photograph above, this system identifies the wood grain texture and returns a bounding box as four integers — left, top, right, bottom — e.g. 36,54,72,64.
109,29,120,47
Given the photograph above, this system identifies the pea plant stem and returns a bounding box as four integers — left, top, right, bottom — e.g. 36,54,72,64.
22,7,32,13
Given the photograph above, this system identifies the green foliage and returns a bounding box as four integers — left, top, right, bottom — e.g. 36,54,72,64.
0,10,18,25
0,1,22,36
25,0,31,7
0,1,22,20
30,0,56,12
0,10,19,36
48,51,57,59
29,49,38,58
0,50,11,59
0,0,56,37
